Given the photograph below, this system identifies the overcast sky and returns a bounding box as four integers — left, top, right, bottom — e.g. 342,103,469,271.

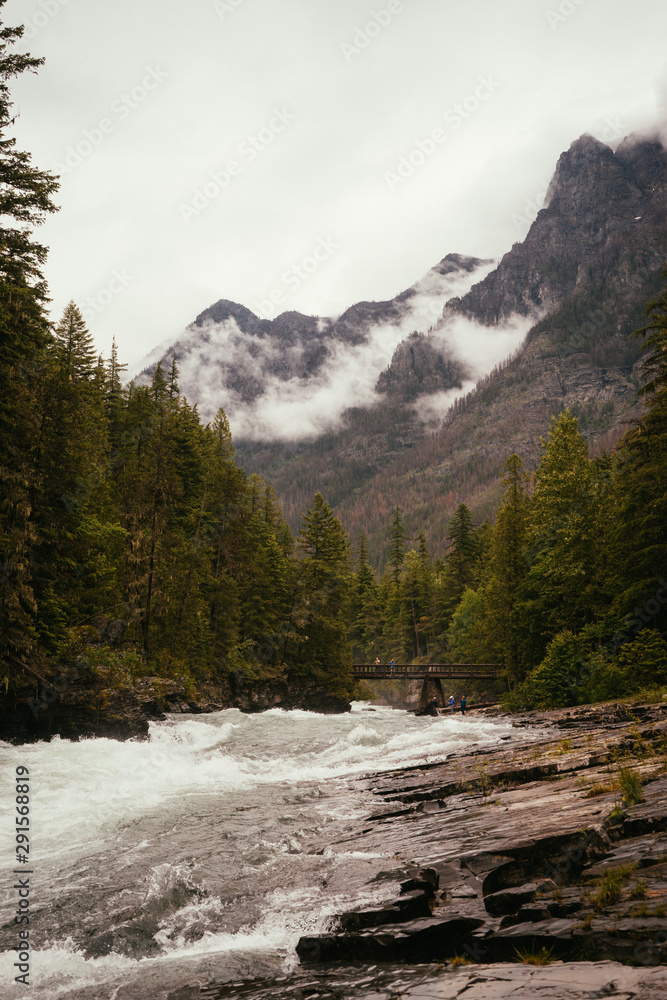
6,0,667,370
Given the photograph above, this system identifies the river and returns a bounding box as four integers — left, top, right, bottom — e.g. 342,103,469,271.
0,704,517,999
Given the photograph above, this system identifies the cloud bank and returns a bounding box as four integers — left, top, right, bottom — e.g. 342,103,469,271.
132,257,536,443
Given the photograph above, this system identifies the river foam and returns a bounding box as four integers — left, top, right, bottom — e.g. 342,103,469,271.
0,704,517,999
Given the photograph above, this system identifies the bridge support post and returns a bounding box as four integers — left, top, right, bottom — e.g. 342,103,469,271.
418,676,445,713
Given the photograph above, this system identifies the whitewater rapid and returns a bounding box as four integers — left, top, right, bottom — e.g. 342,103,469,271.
0,704,517,999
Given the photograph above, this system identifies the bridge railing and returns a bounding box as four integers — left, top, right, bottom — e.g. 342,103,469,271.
353,663,498,678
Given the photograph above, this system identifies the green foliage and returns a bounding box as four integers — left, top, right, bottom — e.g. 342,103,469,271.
511,630,590,710
609,267,667,628
486,455,529,686
446,587,497,664
515,410,603,670
617,767,644,807
592,865,635,911
616,629,667,687
0,11,58,680
630,880,648,900
292,492,354,696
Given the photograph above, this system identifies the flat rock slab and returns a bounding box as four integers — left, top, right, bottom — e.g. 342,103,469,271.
416,961,667,1000
197,961,667,999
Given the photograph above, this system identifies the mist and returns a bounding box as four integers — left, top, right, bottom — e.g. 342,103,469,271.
131,256,541,444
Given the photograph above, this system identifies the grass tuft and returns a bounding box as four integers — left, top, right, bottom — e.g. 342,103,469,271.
618,767,644,806
592,864,636,911
585,781,615,798
514,945,555,965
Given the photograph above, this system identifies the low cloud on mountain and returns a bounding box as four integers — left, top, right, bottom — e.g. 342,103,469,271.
132,256,540,442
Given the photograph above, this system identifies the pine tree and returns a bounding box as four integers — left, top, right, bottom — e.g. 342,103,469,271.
167,355,180,399
105,337,127,447
211,407,235,458
447,504,477,593
349,531,382,661
515,410,600,668
611,270,667,630
32,303,120,649
293,493,353,693
0,13,59,292
389,506,407,587
54,301,97,379
486,455,529,686
405,532,435,657
0,9,59,676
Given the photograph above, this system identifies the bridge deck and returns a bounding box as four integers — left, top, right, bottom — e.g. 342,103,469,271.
353,664,498,680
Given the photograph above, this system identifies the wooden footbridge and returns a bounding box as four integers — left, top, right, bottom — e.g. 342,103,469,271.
353,663,499,712
353,664,498,680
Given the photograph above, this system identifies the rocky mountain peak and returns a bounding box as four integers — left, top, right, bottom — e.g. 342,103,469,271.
194,298,260,333
443,132,667,327
614,133,667,194
545,134,634,216
433,253,487,275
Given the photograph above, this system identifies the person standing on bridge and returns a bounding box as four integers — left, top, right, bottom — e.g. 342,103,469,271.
374,657,380,672
389,659,396,674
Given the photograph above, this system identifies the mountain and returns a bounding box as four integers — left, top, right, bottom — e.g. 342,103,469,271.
134,252,494,442
138,131,667,565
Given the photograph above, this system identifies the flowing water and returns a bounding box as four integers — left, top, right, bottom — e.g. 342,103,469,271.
0,704,517,999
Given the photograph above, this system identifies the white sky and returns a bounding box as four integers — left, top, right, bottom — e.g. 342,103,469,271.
6,0,667,371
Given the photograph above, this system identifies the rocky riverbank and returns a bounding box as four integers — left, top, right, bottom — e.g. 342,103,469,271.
191,700,667,1000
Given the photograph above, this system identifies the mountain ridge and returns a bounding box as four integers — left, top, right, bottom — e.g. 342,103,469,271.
138,130,667,566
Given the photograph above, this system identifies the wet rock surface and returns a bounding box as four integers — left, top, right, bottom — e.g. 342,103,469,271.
190,960,667,999
285,702,667,993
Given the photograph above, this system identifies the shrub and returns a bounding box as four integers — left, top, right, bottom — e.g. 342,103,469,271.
512,631,590,709
617,629,667,687
578,655,634,703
